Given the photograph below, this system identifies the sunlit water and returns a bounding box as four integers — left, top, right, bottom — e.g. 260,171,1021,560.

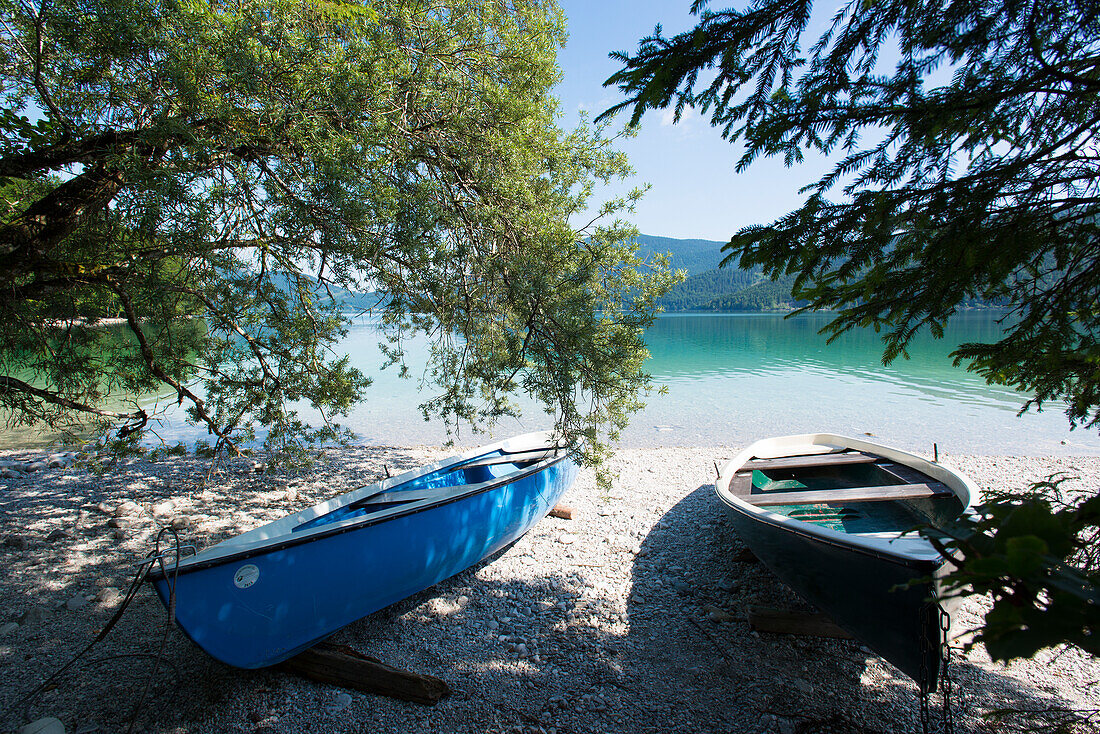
4,312,1098,456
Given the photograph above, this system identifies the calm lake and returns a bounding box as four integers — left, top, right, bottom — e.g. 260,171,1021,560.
5,312,1099,456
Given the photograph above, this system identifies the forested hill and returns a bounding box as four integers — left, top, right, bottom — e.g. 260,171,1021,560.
634,233,803,311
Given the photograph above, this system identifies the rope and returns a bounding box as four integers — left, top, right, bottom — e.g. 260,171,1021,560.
0,528,186,730
123,527,183,733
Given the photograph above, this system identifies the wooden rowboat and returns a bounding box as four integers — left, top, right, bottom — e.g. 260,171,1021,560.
146,431,577,669
715,434,976,692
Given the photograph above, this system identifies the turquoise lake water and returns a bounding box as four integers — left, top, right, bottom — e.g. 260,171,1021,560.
5,311,1099,455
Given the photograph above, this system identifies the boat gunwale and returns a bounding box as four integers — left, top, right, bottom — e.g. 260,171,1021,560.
146,439,574,580
715,433,978,565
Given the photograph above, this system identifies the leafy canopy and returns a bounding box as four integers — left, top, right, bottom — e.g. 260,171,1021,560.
602,0,1100,662
0,0,678,464
601,0,1100,429
930,477,1100,662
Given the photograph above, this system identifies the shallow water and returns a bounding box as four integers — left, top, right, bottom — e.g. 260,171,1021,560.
4,311,1098,455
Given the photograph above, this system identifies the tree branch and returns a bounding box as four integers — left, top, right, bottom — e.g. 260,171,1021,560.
0,374,147,428
112,281,239,453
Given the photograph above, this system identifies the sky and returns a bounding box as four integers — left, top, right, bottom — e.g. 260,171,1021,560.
555,0,834,242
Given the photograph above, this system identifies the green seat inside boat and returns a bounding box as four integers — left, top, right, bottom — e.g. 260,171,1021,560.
750,464,963,534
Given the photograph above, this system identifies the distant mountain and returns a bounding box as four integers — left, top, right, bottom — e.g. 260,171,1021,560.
633,234,728,277
640,232,1002,312
267,271,387,312
635,233,800,311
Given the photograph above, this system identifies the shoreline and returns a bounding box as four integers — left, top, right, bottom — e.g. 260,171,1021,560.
1,446,1097,733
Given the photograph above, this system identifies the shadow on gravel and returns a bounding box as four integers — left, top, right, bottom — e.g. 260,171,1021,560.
622,482,1091,734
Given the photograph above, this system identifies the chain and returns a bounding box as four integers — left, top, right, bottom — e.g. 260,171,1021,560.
939,607,955,734
917,602,958,734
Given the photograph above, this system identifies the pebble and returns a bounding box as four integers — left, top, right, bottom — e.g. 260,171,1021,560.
152,500,175,517
794,678,813,694
65,594,90,611
4,534,29,549
95,587,121,604
703,605,735,622
113,500,140,517
106,518,129,529
170,516,191,530
327,692,352,712
556,532,576,545
17,718,65,734
45,528,72,543
0,621,18,637
95,502,114,515
18,606,47,626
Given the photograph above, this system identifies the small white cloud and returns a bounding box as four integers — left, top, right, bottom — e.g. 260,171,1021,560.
660,105,706,133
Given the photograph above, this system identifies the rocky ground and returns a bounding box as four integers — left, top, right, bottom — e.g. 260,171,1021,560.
0,446,1098,734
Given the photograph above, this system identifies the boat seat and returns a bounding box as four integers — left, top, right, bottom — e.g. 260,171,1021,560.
353,487,449,506
729,470,954,505
734,479,955,507
741,451,879,472
459,449,555,469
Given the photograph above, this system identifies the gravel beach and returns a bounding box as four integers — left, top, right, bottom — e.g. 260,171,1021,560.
1,445,1098,733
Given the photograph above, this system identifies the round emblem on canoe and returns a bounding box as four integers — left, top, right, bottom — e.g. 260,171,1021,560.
233,564,260,589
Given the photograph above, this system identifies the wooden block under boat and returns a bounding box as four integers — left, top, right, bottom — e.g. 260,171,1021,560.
743,481,954,507
747,606,853,639
280,642,450,705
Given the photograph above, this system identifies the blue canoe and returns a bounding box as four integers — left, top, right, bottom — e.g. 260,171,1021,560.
715,434,976,693
146,432,578,669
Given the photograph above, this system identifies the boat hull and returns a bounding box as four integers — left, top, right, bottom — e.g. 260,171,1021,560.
720,498,944,688
715,433,975,693
150,442,577,669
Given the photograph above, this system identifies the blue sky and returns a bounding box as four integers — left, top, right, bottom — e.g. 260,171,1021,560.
556,0,833,242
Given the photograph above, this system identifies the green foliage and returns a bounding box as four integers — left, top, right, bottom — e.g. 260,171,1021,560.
0,0,678,466
603,0,1100,660
930,476,1100,662
602,0,1100,429
660,263,761,310
703,275,805,312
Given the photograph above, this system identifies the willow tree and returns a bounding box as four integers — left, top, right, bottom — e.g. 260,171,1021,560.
601,0,1099,665
0,0,677,463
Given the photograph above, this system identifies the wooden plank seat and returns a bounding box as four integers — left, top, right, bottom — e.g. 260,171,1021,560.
742,451,879,472
459,450,555,469
739,481,955,507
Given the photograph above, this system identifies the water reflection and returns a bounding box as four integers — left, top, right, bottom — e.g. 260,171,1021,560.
645,312,1023,410
3,312,1098,456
